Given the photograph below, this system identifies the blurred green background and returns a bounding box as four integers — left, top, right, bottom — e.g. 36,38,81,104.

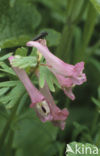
0,0,100,155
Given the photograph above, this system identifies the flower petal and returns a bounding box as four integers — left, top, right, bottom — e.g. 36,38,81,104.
9,56,69,129
9,56,44,106
26,40,87,100
40,82,69,129
26,41,74,76
63,87,75,100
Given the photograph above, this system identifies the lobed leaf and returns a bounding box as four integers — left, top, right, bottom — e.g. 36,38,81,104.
90,0,100,13
11,56,37,69
39,66,60,92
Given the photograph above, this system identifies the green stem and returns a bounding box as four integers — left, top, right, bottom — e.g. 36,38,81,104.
91,109,99,136
0,103,18,151
56,0,76,62
56,23,74,63
80,2,97,61
74,0,88,25
0,92,24,152
95,132,100,147
5,130,14,156
56,0,88,63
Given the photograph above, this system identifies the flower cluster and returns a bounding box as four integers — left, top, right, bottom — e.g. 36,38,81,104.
27,39,86,100
8,39,86,130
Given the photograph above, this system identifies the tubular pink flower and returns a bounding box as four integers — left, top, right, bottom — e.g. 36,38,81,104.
8,56,52,122
26,40,87,100
40,82,69,130
8,56,44,106
8,56,69,129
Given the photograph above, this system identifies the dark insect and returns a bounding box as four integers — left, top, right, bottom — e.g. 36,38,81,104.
27,32,48,55
32,32,48,41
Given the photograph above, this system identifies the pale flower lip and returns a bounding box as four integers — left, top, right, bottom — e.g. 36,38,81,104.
40,82,69,130
26,40,87,100
8,56,69,130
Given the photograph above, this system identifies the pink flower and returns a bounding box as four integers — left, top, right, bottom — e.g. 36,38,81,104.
26,40,87,100
40,82,69,130
8,56,69,130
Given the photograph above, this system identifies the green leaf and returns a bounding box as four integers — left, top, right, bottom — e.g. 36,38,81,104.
37,0,66,12
0,81,20,87
92,97,100,108
0,36,31,49
0,0,41,48
6,84,25,109
0,73,6,78
72,122,89,140
98,86,100,99
73,26,82,63
0,53,12,61
11,55,37,69
80,2,97,61
37,0,66,23
0,87,9,96
39,66,60,92
15,47,27,56
9,0,16,7
89,58,100,72
0,113,7,135
0,62,15,75
90,0,100,13
66,142,100,156
0,83,25,109
13,109,59,156
66,0,85,22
